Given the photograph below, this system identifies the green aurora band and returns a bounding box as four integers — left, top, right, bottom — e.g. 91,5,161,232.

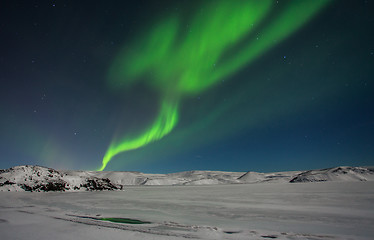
98,0,331,171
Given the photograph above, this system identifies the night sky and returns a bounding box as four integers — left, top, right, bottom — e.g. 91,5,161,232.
1,0,373,173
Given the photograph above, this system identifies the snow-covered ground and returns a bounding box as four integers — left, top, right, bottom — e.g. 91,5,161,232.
1,181,373,239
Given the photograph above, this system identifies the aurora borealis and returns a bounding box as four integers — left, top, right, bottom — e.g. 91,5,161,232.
100,0,331,171
1,0,374,172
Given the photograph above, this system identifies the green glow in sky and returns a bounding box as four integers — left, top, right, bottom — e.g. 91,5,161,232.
99,0,331,171
99,99,178,171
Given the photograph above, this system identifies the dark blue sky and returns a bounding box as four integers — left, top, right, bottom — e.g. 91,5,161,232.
0,0,373,173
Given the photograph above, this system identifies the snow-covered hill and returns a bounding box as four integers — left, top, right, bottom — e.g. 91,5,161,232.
290,166,374,183
1,165,373,192
0,165,123,192
237,170,300,183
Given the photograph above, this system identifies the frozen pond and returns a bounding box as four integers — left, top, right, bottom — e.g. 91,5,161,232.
1,181,373,239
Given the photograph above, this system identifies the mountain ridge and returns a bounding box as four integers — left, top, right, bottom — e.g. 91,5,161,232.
1,165,373,192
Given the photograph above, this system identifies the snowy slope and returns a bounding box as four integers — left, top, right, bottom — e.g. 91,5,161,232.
143,170,246,185
62,170,149,185
237,170,300,183
290,166,374,183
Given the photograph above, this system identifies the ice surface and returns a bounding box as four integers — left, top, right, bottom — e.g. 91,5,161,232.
0,181,373,239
